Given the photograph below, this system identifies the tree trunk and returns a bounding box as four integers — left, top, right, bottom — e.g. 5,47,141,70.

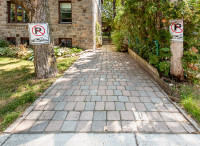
32,0,57,78
10,0,57,79
113,0,116,18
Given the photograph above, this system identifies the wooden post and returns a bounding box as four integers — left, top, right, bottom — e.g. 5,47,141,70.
170,0,184,80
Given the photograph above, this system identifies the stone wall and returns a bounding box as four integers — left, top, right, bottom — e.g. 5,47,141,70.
0,0,102,50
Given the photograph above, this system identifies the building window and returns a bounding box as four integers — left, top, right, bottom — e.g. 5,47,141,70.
59,2,72,23
8,2,29,23
7,37,16,45
21,37,29,46
59,38,72,47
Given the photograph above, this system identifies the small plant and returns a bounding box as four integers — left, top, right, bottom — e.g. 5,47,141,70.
54,46,83,58
159,61,170,76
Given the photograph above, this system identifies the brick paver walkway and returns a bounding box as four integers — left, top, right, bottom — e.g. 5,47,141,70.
10,52,197,133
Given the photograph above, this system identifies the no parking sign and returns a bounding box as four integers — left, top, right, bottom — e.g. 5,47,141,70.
28,23,50,45
169,20,183,42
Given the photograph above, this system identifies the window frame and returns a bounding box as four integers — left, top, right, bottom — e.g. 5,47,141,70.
7,37,16,45
58,1,72,24
59,38,72,47
7,2,29,23
21,37,30,46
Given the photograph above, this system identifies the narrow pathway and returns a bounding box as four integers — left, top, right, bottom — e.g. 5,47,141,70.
1,51,199,145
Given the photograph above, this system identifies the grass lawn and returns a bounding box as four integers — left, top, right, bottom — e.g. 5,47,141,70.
0,56,78,132
179,84,200,124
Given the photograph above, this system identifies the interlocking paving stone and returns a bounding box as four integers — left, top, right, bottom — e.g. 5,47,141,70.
122,121,137,132
147,112,163,121
66,111,80,120
74,102,85,111
52,111,68,120
107,111,120,120
92,121,106,132
54,102,67,110
9,52,197,134
144,103,157,111
166,122,186,133
180,122,196,133
76,121,92,132
95,102,104,110
120,111,135,120
43,102,57,110
80,111,93,120
135,103,147,111
134,112,149,121
94,111,106,120
25,111,43,120
140,97,151,102
173,113,187,122
160,112,177,122
64,102,76,111
155,103,168,112
106,102,115,110
61,121,78,132
14,120,35,132
118,96,129,102
136,121,154,132
107,96,118,101
30,121,49,132
125,103,136,111
115,102,126,110
151,122,170,133
39,111,55,120
107,121,122,132
91,96,101,101
45,121,63,132
85,102,95,110
129,97,140,102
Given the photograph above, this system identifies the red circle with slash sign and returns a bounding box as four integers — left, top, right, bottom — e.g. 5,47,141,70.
171,21,183,33
32,25,45,36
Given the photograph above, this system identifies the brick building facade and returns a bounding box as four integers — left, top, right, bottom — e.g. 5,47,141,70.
0,0,103,49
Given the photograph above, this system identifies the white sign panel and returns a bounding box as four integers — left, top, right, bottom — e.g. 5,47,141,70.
28,23,50,45
170,20,183,42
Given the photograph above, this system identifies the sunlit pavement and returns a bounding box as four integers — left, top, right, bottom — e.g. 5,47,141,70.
1,51,200,146
1,133,200,146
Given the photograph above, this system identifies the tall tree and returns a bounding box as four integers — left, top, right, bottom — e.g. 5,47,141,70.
10,0,58,79
121,0,124,6
113,0,116,18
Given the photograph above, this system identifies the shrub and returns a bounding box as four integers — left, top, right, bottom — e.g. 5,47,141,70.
159,61,170,76
111,30,128,52
182,49,200,82
0,40,10,47
0,45,33,60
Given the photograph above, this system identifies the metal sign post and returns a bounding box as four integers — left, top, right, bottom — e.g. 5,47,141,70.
28,23,50,45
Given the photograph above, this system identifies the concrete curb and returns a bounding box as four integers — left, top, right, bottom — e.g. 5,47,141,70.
3,51,87,134
128,48,200,132
1,133,200,146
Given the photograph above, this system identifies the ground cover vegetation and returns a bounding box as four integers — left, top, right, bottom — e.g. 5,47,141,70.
0,40,82,132
102,0,200,123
